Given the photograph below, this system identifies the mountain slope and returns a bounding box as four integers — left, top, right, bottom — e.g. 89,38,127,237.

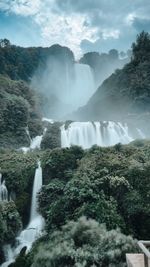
0,40,74,82
75,32,150,122
0,75,42,148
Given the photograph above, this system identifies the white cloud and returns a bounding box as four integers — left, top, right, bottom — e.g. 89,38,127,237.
35,12,98,56
0,0,41,16
0,0,150,56
0,0,99,56
125,13,136,26
101,29,120,40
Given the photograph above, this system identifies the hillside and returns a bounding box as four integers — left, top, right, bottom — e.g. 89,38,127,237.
0,39,74,82
75,32,150,123
79,50,129,87
0,75,42,148
0,39,131,120
1,141,150,265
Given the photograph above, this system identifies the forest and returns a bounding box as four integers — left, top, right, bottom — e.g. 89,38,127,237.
0,32,150,267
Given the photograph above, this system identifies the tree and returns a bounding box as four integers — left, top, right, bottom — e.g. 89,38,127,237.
0,39,11,47
132,31,150,62
109,49,119,60
0,201,22,246
32,217,137,267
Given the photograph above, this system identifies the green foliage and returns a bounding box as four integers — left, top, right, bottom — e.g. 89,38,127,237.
0,75,42,148
39,143,150,239
77,31,150,121
0,201,22,246
0,41,74,82
41,146,84,183
0,150,41,225
132,31,150,63
1,142,150,266
41,122,61,149
32,217,136,267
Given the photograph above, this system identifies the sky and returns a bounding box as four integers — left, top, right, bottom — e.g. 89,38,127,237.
0,0,150,57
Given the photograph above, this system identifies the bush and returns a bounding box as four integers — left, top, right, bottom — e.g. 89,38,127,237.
0,201,22,246
41,122,61,149
32,217,137,267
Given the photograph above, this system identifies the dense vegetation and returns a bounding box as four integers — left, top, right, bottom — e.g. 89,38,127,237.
0,75,42,148
26,217,136,267
0,201,22,263
41,122,61,150
1,140,150,265
0,150,39,225
0,39,75,120
39,142,150,239
0,39,74,82
1,32,150,266
75,32,150,122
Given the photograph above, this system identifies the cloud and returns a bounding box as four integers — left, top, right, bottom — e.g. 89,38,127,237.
0,0,150,56
0,0,41,16
34,12,98,56
125,13,136,26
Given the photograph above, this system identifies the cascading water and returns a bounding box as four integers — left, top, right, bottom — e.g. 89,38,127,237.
71,63,96,107
21,128,47,153
0,173,8,202
61,121,134,149
17,161,44,250
1,161,44,267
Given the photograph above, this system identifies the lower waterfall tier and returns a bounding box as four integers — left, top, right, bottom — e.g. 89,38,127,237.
61,121,144,149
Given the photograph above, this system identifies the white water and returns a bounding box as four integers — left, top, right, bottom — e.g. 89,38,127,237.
61,121,134,149
21,128,47,153
1,161,44,267
71,63,95,108
42,117,54,124
0,173,8,202
32,62,96,118
30,161,43,221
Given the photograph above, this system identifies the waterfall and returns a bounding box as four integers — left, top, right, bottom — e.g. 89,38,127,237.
71,63,95,107
21,128,47,153
61,121,134,149
1,161,44,267
0,173,8,202
30,161,43,221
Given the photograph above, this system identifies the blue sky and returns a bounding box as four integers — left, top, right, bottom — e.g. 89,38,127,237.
0,0,150,57
0,12,41,47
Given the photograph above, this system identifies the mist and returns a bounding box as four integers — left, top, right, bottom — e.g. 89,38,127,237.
31,47,129,120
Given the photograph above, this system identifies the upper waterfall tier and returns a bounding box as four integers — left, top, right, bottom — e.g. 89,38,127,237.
72,63,95,107
61,121,135,149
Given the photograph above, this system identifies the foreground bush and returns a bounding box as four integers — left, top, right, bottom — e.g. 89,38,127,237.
32,217,136,267
0,201,22,253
